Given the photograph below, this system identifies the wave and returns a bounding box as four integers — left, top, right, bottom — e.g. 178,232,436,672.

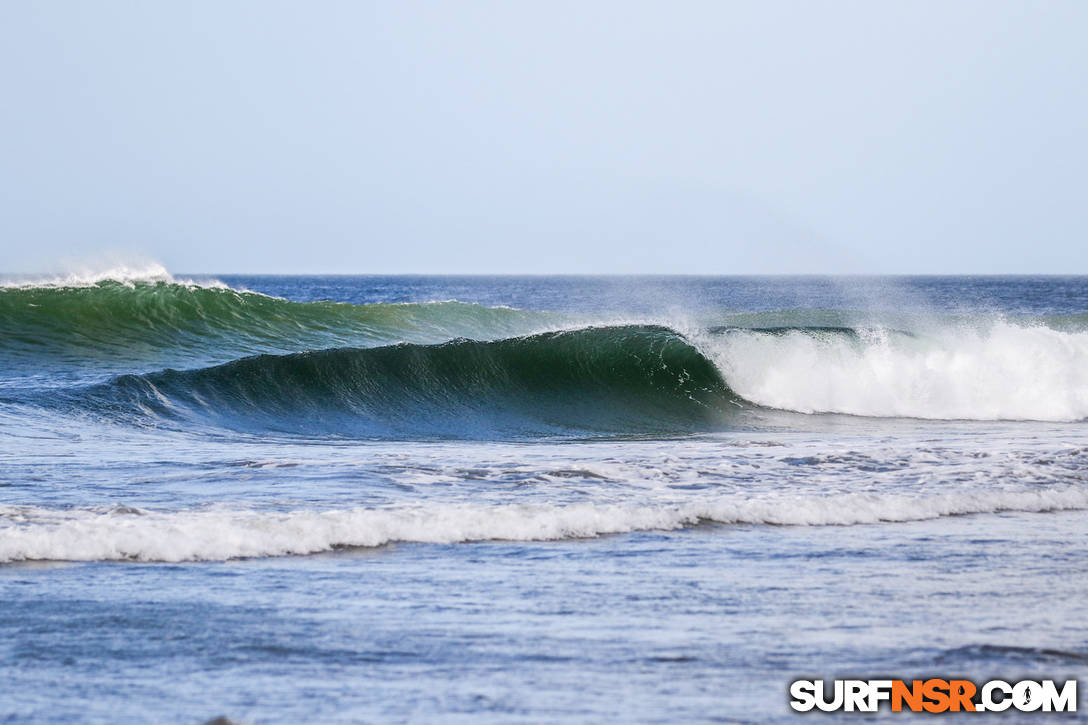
56,325,738,437
16,318,1088,433
3,487,1086,562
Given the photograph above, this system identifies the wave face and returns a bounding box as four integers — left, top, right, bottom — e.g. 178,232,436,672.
4,486,1087,562
57,325,737,437
709,321,1088,422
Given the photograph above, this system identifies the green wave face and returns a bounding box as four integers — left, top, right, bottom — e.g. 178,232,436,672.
0,281,558,378
59,326,740,439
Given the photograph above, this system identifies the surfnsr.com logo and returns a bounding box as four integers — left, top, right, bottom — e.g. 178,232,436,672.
790,679,1077,713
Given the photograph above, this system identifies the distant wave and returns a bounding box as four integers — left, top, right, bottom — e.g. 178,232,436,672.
0,277,557,371
4,487,1086,562
53,325,737,437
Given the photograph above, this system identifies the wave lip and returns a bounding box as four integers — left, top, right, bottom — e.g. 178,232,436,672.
4,487,1086,563
59,325,738,438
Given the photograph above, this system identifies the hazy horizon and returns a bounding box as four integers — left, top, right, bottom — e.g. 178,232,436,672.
7,258,1088,279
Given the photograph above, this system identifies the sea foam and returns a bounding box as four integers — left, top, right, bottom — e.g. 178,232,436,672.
0,260,226,289
3,487,1086,563
709,321,1088,422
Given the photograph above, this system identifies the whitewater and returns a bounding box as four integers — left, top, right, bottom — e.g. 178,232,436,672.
2,271,1087,723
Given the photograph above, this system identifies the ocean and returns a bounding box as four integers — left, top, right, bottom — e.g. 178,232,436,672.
1,269,1086,722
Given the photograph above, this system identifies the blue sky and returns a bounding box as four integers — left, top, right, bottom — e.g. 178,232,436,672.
1,1,1085,274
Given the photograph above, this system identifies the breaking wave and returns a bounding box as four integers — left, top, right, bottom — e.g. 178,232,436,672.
710,321,1088,422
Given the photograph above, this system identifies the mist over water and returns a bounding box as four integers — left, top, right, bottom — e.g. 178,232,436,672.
2,267,1087,721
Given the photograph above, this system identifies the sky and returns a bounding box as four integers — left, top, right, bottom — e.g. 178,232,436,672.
1,0,1085,275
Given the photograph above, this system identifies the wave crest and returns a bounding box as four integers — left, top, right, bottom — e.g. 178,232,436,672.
0,261,223,289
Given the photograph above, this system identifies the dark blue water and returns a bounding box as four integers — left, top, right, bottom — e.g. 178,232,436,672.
222,274,1088,315
2,270,1086,722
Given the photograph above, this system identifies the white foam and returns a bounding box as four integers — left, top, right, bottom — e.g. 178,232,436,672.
3,487,1086,563
0,260,227,289
708,321,1088,421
